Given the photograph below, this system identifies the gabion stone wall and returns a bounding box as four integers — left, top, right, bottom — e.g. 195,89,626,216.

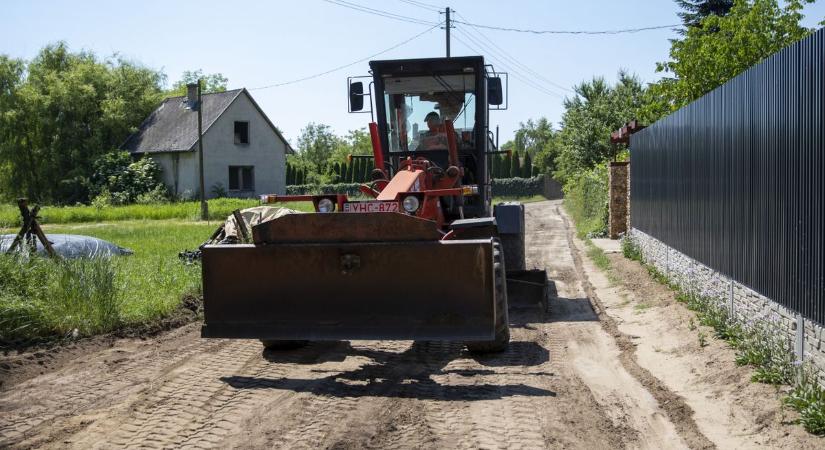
630,228,825,385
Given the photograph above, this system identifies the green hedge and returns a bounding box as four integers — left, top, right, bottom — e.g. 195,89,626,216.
286,183,363,196
285,176,546,198
491,176,545,197
562,163,608,238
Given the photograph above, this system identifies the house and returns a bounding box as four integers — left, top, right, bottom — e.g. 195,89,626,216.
122,88,293,199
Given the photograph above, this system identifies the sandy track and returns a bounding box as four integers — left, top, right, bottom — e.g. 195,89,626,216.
0,200,759,449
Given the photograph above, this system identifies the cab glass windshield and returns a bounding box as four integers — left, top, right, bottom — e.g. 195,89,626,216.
383,74,475,153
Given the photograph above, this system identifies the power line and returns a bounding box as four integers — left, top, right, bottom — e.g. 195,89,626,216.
451,27,566,98
322,0,437,26
454,11,573,93
451,29,564,99
453,20,678,35
249,23,442,90
396,0,440,13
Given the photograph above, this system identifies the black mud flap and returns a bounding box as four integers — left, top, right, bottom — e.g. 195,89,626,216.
507,269,548,309
200,239,497,341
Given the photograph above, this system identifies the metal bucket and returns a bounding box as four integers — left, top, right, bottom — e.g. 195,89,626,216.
200,238,498,341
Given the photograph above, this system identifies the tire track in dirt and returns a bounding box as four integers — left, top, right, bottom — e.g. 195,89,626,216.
558,205,715,450
0,336,227,448
0,200,712,449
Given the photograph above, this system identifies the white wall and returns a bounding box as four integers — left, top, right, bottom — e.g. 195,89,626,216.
201,93,287,198
148,93,287,199
150,151,198,199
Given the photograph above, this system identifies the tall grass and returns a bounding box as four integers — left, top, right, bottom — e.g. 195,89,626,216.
0,255,120,339
0,198,313,226
0,220,212,342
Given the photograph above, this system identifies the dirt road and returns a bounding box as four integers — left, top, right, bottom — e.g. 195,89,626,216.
0,201,814,449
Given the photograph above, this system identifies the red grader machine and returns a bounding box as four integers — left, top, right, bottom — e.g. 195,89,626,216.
201,56,545,353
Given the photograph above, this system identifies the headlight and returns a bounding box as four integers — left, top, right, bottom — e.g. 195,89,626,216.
402,195,420,213
317,198,335,213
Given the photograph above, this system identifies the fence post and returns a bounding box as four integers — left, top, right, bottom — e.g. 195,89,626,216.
608,161,630,239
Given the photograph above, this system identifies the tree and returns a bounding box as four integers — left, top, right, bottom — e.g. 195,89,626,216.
510,150,521,178
554,72,648,184
522,152,533,178
0,42,165,203
491,154,501,179
167,69,228,96
501,152,512,179
345,161,354,182
652,0,815,112
512,118,555,156
675,0,734,31
296,123,338,171
353,158,363,183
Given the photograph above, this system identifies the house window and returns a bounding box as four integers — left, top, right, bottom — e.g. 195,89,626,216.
234,121,249,144
228,166,254,191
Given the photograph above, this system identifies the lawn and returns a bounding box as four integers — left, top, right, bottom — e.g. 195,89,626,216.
0,194,549,343
0,195,549,227
0,220,214,343
0,198,314,227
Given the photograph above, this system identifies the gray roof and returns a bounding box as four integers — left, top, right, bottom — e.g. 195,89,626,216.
122,88,293,154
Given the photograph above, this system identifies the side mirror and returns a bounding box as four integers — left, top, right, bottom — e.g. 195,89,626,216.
349,81,364,112
488,77,503,106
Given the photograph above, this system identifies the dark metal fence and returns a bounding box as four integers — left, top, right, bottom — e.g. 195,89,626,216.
631,28,824,324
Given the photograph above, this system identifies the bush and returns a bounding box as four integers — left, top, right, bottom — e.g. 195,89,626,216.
563,163,608,237
491,176,545,197
90,151,167,204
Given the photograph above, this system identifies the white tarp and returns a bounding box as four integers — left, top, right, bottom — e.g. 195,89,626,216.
0,234,133,258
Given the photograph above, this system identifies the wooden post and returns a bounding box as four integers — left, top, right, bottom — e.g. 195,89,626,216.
6,198,58,258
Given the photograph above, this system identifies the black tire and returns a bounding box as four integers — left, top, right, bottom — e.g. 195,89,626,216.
499,232,525,272
466,240,510,353
260,340,309,350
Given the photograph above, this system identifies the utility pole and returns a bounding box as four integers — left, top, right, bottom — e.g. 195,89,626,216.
189,79,208,221
445,7,451,57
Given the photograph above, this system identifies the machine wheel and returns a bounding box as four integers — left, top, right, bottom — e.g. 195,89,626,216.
260,340,309,350
500,231,525,272
466,240,510,353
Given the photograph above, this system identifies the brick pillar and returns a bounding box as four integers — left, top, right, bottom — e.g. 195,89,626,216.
608,161,629,239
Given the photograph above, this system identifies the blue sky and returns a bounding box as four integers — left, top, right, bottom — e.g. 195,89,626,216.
2,0,823,146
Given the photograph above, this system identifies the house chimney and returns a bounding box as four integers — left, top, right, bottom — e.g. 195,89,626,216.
186,83,199,110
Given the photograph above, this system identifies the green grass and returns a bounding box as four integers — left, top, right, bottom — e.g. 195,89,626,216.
0,198,314,227
622,241,825,435
584,240,611,271
0,196,548,227
0,220,213,342
0,193,550,343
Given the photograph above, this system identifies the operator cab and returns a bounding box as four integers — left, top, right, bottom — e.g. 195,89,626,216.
348,56,506,218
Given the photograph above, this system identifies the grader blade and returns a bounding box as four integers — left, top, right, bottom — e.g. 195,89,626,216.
200,239,498,341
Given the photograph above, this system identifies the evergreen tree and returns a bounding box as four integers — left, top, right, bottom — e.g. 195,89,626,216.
491,154,500,179
531,165,540,177
510,150,521,178
362,158,372,182
502,153,512,179
522,152,533,178
355,159,364,182
346,161,354,182
285,164,292,185
675,0,734,31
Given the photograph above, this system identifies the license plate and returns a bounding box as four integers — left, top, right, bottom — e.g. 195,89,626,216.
343,201,399,213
